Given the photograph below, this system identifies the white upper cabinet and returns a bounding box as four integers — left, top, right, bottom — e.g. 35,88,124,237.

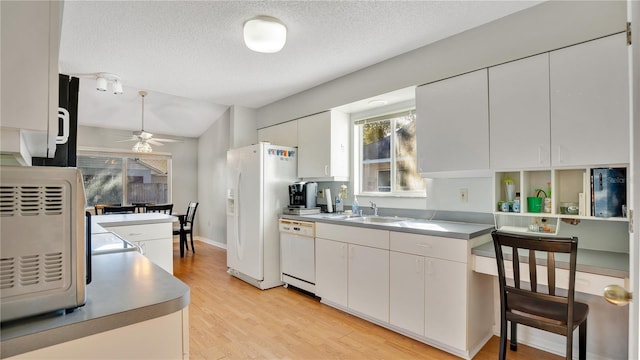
489,53,551,170
297,110,350,181
550,32,629,166
257,120,298,148
416,69,490,175
1,1,61,158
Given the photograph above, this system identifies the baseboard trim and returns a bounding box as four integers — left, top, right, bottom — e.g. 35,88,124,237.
172,236,226,250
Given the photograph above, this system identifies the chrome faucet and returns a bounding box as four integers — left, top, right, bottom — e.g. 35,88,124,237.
370,201,378,216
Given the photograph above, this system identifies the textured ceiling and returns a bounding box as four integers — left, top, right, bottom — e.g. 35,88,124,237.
59,1,543,138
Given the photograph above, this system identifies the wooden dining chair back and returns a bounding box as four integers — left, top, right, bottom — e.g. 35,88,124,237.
145,204,173,214
491,230,588,360
94,203,121,215
102,205,136,214
173,201,199,256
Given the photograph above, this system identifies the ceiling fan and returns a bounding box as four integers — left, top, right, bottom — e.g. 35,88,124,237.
120,90,180,152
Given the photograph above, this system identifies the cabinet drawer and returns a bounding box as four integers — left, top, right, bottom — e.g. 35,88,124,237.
105,223,172,242
390,232,467,263
316,223,389,250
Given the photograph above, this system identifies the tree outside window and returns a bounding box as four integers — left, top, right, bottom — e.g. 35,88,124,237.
357,111,425,195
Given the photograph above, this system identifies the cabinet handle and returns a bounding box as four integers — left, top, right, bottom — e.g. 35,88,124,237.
324,165,329,176
349,245,354,260
56,108,70,144
416,243,432,250
557,145,563,164
129,232,143,236
426,259,433,275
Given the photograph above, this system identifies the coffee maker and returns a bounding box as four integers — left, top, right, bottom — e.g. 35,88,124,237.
288,182,318,209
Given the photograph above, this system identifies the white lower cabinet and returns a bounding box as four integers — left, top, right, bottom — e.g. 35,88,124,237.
424,256,467,350
315,221,493,360
315,238,348,307
105,223,174,274
348,244,389,322
390,251,425,335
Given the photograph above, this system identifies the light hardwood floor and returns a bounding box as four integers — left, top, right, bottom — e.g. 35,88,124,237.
173,241,561,360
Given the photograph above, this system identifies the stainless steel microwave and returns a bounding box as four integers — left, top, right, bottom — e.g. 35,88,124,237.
0,166,89,322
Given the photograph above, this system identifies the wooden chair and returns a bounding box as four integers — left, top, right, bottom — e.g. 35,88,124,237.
173,202,198,257
145,204,173,214
94,203,121,215
491,230,589,360
102,205,136,214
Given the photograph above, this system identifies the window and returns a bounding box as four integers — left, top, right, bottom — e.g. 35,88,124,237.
355,110,425,195
78,153,171,207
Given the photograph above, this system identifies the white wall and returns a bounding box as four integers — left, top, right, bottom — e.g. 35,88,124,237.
229,105,257,148
197,109,230,246
77,125,198,221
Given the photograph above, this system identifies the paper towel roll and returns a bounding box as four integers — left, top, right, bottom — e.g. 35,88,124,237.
325,188,333,213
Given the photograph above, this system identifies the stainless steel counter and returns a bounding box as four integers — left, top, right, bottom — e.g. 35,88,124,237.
281,213,494,240
0,251,190,358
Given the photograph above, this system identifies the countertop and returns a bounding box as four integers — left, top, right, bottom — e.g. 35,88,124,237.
281,213,494,240
471,241,629,279
0,251,190,358
91,213,178,233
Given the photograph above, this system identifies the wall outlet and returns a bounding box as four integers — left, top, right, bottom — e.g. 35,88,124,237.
459,188,468,203
318,189,324,199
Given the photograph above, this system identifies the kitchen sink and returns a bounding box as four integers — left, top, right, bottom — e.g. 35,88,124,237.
345,216,408,224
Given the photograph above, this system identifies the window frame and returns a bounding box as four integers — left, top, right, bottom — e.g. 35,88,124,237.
354,110,426,197
77,149,173,208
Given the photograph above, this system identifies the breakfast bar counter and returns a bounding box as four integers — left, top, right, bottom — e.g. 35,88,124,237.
0,251,190,359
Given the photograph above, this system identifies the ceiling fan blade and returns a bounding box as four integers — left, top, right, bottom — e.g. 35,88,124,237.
116,136,139,143
146,139,165,146
152,137,182,143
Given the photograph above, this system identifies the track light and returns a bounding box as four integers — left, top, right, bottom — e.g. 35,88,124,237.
112,80,123,94
96,76,108,91
96,73,123,94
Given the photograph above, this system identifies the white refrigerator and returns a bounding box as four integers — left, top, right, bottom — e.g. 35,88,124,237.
226,143,298,289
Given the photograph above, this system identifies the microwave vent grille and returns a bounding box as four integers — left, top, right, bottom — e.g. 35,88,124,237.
0,252,65,290
0,185,65,217
0,257,15,290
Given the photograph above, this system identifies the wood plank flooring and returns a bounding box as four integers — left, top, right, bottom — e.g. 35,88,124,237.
173,241,561,360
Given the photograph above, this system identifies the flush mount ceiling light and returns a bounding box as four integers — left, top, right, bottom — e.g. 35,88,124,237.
243,16,287,53
96,73,123,94
368,99,388,107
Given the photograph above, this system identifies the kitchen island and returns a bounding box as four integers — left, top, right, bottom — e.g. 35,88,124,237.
1,251,190,359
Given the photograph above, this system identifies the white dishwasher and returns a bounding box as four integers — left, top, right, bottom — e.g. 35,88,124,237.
279,219,316,294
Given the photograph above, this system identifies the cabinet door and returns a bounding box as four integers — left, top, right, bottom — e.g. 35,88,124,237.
138,238,173,274
550,33,629,166
424,257,467,351
298,112,332,179
416,69,489,173
489,53,551,169
390,251,425,335
1,1,61,157
315,238,348,307
348,244,389,322
297,111,349,180
258,120,298,147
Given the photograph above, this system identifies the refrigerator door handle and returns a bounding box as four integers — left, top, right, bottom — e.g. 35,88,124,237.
234,168,244,261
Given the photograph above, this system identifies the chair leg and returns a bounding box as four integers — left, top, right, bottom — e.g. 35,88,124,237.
190,232,195,253
499,315,507,360
510,321,518,351
579,320,587,360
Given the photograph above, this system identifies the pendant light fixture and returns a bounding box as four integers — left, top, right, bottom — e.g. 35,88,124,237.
133,91,152,153
243,16,287,53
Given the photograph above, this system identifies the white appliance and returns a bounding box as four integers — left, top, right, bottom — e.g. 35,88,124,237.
226,143,298,289
0,166,88,322
279,219,315,293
